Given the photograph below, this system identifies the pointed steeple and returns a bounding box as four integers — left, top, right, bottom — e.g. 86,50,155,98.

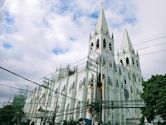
95,2,109,34
121,28,134,52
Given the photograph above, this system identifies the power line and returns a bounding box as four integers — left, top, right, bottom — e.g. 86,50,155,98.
70,57,87,66
56,107,87,118
0,66,85,104
1,47,163,95
140,49,166,56
133,34,166,43
26,105,88,117
26,103,87,116
0,83,81,102
1,42,166,108
69,45,166,68
0,66,42,86
28,107,88,119
116,34,166,50
137,42,166,51
0,83,31,93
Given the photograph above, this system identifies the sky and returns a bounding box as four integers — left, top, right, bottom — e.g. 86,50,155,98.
0,0,166,105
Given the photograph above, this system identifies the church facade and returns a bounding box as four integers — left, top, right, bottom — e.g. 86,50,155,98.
24,6,143,125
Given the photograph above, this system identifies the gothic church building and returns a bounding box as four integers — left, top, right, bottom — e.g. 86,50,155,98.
24,5,143,125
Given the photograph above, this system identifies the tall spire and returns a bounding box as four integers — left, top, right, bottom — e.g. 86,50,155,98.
121,28,134,52
101,0,104,9
95,1,109,33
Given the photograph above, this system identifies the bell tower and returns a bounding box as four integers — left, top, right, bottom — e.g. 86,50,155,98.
118,28,143,102
118,28,142,78
88,4,114,63
87,2,115,123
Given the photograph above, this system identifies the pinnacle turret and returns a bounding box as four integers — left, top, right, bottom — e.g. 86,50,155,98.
121,28,134,52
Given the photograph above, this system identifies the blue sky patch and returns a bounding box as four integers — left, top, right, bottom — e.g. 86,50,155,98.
110,19,124,30
124,16,137,24
0,10,16,34
89,12,98,19
118,5,127,15
3,10,15,25
2,42,13,49
72,10,84,22
50,0,74,15
52,47,69,55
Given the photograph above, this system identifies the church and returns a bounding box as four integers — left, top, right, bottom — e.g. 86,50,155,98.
24,4,143,125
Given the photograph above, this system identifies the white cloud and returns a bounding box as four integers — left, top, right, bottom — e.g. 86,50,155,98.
0,0,166,104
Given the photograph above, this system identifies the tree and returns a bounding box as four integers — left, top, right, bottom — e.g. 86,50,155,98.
0,105,15,125
0,94,26,125
12,94,26,124
12,94,26,109
140,74,166,124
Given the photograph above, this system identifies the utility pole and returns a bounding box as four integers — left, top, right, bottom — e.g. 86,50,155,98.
87,54,102,125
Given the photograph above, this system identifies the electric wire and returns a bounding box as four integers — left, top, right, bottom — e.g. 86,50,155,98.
140,49,166,56
0,66,86,104
0,83,83,102
68,34,166,67
116,34,166,50
28,107,88,118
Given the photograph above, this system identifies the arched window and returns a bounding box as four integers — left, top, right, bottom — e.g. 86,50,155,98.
139,77,141,82
103,39,106,48
132,57,135,66
109,43,112,51
109,62,112,68
133,73,136,82
91,42,93,50
96,39,99,49
103,58,106,66
107,76,112,86
124,76,126,84
131,86,133,93
119,68,122,75
120,60,123,65
55,88,58,95
126,57,129,66
136,60,139,67
90,77,93,83
102,74,105,79
116,80,119,88
124,89,129,100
